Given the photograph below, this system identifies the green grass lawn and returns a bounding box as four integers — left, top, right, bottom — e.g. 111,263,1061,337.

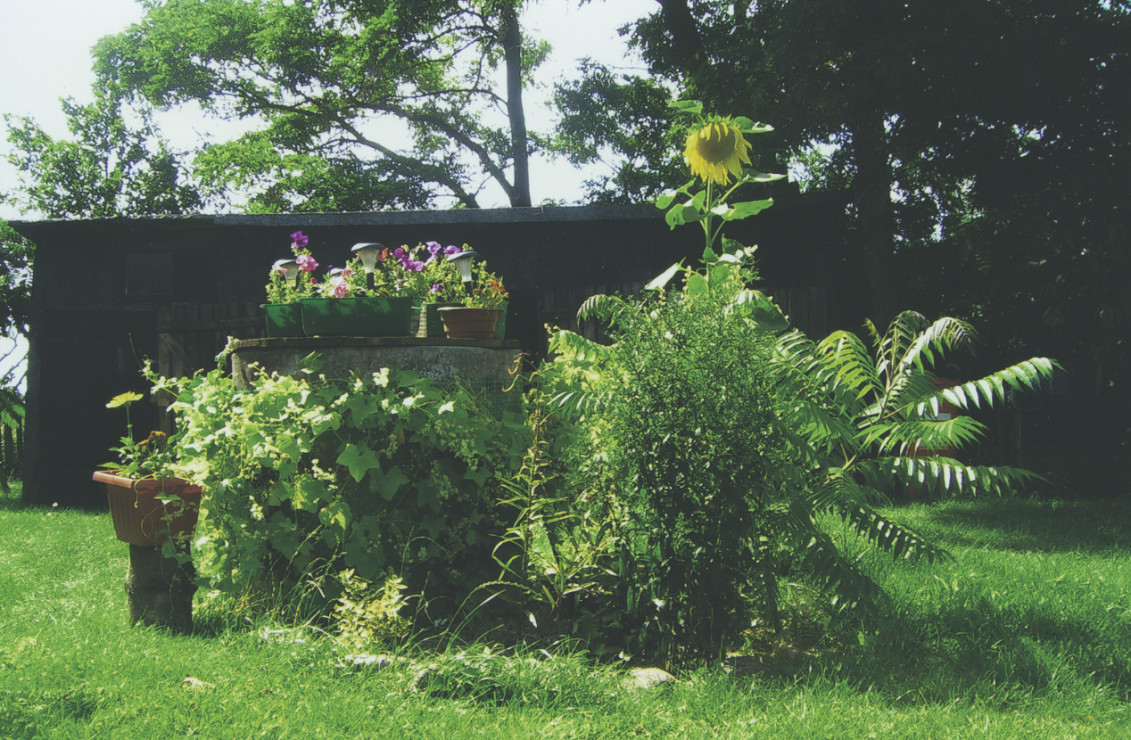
2,484,1129,738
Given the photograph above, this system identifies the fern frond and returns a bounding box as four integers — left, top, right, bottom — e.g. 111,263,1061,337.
773,330,850,404
546,329,613,364
793,518,888,613
547,390,612,421
576,293,634,328
882,457,1047,497
861,416,988,456
839,505,952,564
925,358,1057,413
896,316,976,376
882,371,939,418
815,330,882,400
876,311,929,380
804,467,885,513
783,401,861,459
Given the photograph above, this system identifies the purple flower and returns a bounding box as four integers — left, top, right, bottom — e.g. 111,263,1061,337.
426,241,442,257
393,247,406,259
430,283,442,293
444,245,461,256
291,231,309,250
296,254,318,273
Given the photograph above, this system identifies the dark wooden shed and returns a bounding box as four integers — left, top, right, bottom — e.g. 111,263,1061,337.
12,198,857,507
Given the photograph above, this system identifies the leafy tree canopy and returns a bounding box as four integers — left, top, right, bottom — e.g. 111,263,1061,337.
561,0,1130,381
93,0,548,210
3,89,201,219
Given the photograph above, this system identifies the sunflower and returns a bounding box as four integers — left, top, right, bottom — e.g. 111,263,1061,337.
683,119,753,186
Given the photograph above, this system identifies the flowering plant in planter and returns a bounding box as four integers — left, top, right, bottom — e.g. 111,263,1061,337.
420,242,466,303
316,242,456,301
94,390,201,547
265,231,319,304
460,260,509,309
100,392,181,481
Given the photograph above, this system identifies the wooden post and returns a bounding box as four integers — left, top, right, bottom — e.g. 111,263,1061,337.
124,544,196,634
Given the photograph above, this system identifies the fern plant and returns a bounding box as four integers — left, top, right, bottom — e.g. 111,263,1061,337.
775,311,1057,501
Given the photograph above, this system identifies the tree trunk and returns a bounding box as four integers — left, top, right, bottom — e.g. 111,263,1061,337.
502,4,531,207
850,110,899,326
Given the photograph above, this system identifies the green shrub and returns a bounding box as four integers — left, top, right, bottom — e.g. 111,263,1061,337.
155,357,529,620
535,248,1058,665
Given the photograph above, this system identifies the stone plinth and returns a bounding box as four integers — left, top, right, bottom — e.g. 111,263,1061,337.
229,337,524,415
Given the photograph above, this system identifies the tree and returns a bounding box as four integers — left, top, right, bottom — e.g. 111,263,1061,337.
567,1,1130,324
3,89,202,219
92,0,548,211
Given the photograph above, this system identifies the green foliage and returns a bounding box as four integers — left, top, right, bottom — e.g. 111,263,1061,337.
537,254,799,664
775,311,1057,501
480,407,622,654
101,391,180,481
3,88,200,218
154,359,530,619
550,61,686,204
193,134,432,213
0,221,32,341
460,260,509,308
332,569,412,651
534,250,1053,665
94,0,543,209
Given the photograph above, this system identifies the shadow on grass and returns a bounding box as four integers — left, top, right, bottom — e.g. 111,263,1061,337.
890,497,1131,555
0,485,28,513
799,593,1131,709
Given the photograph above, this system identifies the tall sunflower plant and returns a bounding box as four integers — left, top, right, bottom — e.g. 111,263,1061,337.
640,101,788,331
656,101,785,265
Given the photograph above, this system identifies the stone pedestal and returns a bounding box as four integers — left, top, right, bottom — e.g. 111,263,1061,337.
125,544,196,633
230,337,524,415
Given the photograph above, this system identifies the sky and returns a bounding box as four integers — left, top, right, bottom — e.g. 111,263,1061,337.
0,0,658,220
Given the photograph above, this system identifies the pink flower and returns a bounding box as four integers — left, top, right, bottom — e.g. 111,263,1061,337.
296,254,318,272
329,277,349,297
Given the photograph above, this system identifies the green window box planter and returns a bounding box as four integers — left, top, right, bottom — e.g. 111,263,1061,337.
262,303,304,337
300,296,414,337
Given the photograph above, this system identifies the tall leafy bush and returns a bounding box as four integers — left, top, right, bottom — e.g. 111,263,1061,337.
155,358,529,618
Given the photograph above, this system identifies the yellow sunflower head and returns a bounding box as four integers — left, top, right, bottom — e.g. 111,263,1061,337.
683,119,753,186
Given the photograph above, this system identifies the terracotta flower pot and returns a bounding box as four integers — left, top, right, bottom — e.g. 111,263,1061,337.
419,302,463,337
93,470,202,547
438,307,502,339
